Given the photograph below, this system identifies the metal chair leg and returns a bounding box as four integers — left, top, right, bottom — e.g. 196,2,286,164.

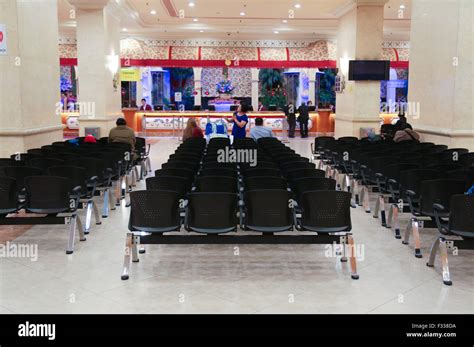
347,234,359,280
132,235,139,263
92,200,101,225
362,187,371,213
403,218,413,245
392,205,401,239
426,237,440,267
387,204,393,228
66,215,77,255
412,220,422,258
439,239,452,285
102,189,109,218
115,180,122,206
84,200,93,234
373,195,381,218
121,233,133,280
380,196,387,227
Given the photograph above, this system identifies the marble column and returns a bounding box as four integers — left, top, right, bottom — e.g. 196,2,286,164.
408,0,473,150
335,0,388,138
0,0,63,157
69,0,122,137
193,67,202,107
251,68,260,111
308,68,318,105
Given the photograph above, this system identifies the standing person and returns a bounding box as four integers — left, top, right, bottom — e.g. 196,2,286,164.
108,118,136,151
297,102,309,138
139,98,153,111
258,101,267,112
284,102,296,138
182,118,204,141
227,104,249,139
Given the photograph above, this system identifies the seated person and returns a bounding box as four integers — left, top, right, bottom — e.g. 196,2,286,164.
139,98,153,111
84,134,97,143
250,117,273,141
393,123,420,143
108,118,136,150
183,118,203,141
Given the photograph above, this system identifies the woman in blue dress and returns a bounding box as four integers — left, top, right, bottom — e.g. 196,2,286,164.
227,104,249,139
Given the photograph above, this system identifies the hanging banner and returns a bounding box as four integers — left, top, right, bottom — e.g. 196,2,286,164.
0,24,7,55
120,68,140,82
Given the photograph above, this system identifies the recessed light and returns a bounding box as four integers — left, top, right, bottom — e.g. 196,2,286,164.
274,31,279,34
188,2,195,7
150,10,156,15
122,28,127,31
282,20,288,23
240,12,245,16
400,4,405,9
294,4,301,9
200,30,204,33
193,18,198,22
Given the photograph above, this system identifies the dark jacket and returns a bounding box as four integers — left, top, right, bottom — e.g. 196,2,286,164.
108,125,136,150
298,104,309,120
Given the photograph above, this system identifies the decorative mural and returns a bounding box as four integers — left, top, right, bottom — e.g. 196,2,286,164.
59,39,409,63
201,68,252,98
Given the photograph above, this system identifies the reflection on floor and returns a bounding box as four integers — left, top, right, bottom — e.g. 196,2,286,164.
0,137,472,314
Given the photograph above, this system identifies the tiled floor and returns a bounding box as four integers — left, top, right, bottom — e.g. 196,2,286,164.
1,137,473,314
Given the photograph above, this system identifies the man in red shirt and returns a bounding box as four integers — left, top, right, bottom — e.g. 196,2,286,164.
139,98,153,111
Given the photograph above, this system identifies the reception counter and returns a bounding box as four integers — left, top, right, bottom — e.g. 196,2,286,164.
122,108,336,136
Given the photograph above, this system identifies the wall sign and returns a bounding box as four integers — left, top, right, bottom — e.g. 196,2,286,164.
0,24,7,55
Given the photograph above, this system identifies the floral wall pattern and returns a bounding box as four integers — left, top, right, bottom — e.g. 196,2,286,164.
201,68,252,97
171,46,198,60
59,44,77,59
120,38,169,60
201,47,257,61
260,47,287,61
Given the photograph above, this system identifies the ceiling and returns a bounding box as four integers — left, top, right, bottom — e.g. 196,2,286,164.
59,0,411,41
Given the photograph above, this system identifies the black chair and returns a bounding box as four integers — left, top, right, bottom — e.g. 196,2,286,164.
244,176,287,191
129,190,181,233
185,192,238,234
27,157,65,172
24,176,84,254
0,177,19,215
146,176,190,198
296,190,352,233
3,166,43,191
195,176,238,193
242,189,294,232
48,166,102,233
291,177,336,202
428,194,474,285
162,161,199,171
280,161,316,173
404,179,467,258
202,162,238,170
155,168,195,180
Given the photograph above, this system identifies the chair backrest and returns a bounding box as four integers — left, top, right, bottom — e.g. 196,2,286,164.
287,168,325,181
448,195,474,236
202,161,238,170
244,176,287,191
155,168,195,179
24,176,72,213
200,168,237,177
383,163,421,182
186,192,238,233
419,179,467,215
4,166,43,190
47,166,87,191
146,176,190,197
292,177,336,201
280,161,316,172
73,157,107,183
27,157,65,171
244,168,281,178
244,189,293,231
0,177,18,214
195,176,238,193
162,161,198,171
129,190,181,232
314,136,336,150
399,169,440,199
300,190,352,232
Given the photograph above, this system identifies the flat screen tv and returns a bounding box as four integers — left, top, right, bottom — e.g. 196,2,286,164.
348,60,390,81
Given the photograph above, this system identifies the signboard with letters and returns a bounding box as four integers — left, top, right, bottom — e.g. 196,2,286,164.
0,24,7,55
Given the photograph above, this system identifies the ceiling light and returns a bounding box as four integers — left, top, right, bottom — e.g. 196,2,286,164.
294,4,301,9
399,5,405,9
200,30,204,33
188,2,195,7
282,20,288,23
150,10,156,15
193,18,198,22
122,28,127,32
274,31,279,34
240,12,245,16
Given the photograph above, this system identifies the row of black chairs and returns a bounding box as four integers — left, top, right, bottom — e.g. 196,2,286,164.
313,136,474,285
121,136,359,281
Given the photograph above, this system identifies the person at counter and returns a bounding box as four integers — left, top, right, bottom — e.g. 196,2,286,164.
297,102,309,138
258,101,267,112
227,104,249,139
284,102,296,138
250,117,273,141
139,98,153,111
182,118,204,141
109,118,136,151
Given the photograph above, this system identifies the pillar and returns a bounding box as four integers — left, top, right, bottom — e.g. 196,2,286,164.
408,0,473,150
0,0,63,157
251,68,260,111
334,0,388,138
193,67,202,107
308,68,318,106
69,0,122,137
